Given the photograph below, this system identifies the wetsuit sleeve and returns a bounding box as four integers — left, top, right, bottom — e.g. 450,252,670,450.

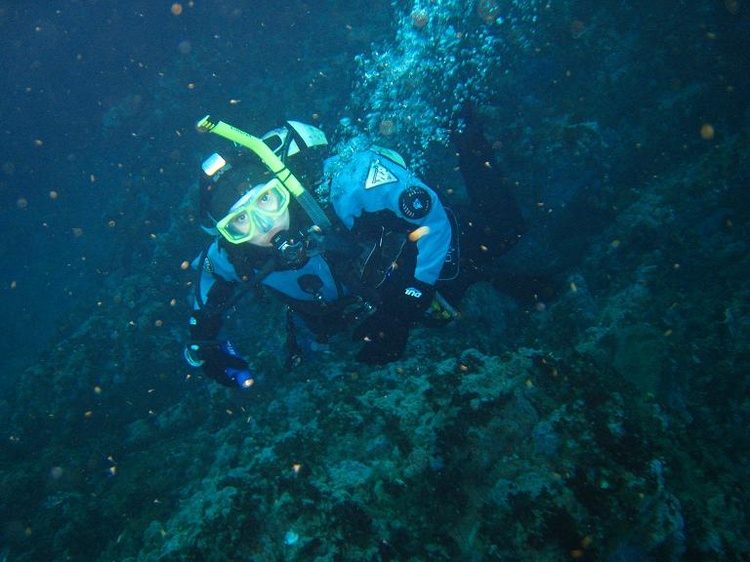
189,239,242,341
330,152,451,285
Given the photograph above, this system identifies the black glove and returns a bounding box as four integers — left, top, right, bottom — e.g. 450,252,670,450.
353,279,434,365
382,279,435,320
184,340,255,388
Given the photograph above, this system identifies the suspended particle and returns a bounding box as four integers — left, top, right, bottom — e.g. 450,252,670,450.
379,119,396,136
410,9,429,29
700,123,715,140
171,3,183,16
408,226,430,242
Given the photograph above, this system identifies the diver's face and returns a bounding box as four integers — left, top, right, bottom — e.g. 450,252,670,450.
218,180,292,247
232,209,290,247
228,188,291,247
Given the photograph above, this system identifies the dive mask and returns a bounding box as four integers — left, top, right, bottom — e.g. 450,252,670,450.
216,178,291,244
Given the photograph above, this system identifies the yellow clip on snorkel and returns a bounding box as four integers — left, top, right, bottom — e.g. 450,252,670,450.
196,115,331,229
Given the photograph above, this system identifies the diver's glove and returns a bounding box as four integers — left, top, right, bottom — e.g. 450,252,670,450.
387,279,435,321
184,340,255,388
353,279,434,365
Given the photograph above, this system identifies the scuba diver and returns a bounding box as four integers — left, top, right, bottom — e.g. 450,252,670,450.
184,113,525,388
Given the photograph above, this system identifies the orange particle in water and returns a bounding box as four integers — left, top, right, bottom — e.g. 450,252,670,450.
180,260,191,270
700,123,715,140
171,3,183,16
408,226,430,242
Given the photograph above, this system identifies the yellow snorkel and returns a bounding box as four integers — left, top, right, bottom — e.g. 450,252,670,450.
196,115,331,229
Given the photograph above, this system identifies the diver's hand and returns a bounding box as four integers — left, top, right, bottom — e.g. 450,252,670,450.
384,278,435,322
185,341,255,388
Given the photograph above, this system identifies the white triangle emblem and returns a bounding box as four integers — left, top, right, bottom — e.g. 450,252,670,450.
365,161,398,189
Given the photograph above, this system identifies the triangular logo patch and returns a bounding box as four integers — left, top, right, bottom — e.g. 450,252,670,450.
365,161,398,189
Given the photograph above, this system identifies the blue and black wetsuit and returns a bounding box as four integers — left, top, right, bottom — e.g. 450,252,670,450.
189,148,453,373
188,117,525,380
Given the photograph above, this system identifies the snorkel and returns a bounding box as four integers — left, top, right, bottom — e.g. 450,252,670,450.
196,115,331,230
